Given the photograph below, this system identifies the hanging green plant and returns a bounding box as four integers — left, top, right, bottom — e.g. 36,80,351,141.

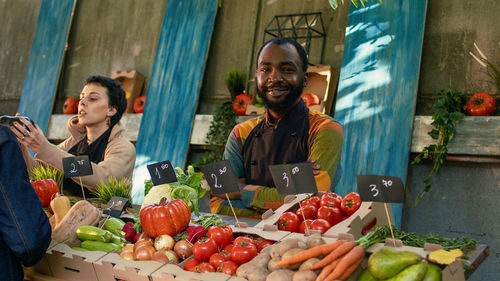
224,70,246,101
326,0,383,9
411,89,467,205
193,102,238,168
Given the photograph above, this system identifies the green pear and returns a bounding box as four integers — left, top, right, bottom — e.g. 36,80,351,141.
422,263,442,281
368,248,422,279
384,260,428,281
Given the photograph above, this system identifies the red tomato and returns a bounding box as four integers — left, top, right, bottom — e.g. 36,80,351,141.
192,237,218,262
209,253,226,268
302,196,321,209
296,204,317,221
134,96,146,113
218,260,238,275
317,206,343,226
232,93,252,115
467,92,496,116
233,236,255,247
219,248,232,261
194,262,216,273
298,219,314,234
183,259,200,272
207,225,233,248
301,93,321,107
311,218,331,234
231,241,258,265
320,193,343,208
254,237,275,252
62,97,78,114
222,244,233,255
277,212,300,232
341,193,362,216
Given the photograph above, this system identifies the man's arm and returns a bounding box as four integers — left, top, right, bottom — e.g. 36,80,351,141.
0,128,52,267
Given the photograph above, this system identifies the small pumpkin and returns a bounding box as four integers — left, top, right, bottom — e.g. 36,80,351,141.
466,92,497,116
31,178,59,207
140,198,191,238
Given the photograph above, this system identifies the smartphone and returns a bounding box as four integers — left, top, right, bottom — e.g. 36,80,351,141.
0,115,36,131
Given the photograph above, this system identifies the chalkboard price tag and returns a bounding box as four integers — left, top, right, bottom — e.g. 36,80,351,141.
200,160,239,195
103,196,129,217
269,162,317,195
147,160,177,186
356,174,404,203
62,155,93,178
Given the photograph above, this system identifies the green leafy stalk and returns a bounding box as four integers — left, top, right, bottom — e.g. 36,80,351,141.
92,177,132,204
30,164,64,189
411,90,466,205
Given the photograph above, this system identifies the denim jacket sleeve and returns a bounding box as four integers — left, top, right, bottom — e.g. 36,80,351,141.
0,127,51,267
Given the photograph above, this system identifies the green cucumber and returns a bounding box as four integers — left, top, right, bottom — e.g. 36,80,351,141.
80,240,122,252
76,225,113,242
104,217,126,236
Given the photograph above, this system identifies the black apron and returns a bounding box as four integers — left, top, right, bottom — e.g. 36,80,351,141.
242,100,310,187
63,127,112,197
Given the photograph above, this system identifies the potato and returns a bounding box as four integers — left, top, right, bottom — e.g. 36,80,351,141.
236,262,253,278
298,257,321,271
281,248,305,269
251,252,271,268
305,235,325,249
268,257,282,271
292,270,317,281
270,243,281,259
277,238,306,256
266,269,294,281
247,267,269,281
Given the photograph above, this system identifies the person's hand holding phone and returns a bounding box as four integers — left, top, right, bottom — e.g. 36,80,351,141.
10,113,49,154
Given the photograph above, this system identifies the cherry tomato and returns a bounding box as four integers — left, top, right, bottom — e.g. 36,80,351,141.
233,236,255,246
194,262,216,273
341,193,362,216
296,204,317,221
254,237,275,252
218,260,239,275
317,206,343,226
298,219,314,234
209,252,226,268
183,258,200,272
193,237,218,262
231,240,258,265
302,196,321,209
320,192,343,208
207,225,233,248
277,211,300,232
311,218,331,234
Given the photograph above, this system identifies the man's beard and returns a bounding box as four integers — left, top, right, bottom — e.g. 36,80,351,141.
256,80,304,113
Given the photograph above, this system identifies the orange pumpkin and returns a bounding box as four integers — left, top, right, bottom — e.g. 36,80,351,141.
31,179,59,207
140,198,191,238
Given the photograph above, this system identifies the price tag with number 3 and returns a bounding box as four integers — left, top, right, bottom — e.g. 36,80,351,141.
356,175,404,203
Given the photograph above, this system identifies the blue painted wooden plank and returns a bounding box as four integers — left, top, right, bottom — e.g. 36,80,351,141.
132,0,218,203
17,0,76,133
334,1,427,227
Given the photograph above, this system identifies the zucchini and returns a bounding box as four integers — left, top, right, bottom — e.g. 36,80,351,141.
111,233,126,246
76,225,113,242
80,240,122,252
104,217,126,236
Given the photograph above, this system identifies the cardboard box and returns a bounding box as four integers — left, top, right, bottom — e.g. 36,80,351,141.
255,193,394,240
151,263,232,281
44,243,107,281
111,69,145,113
93,252,164,281
245,64,338,116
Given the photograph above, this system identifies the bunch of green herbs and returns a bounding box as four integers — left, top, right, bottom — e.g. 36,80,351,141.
411,89,467,205
191,214,226,229
92,176,132,204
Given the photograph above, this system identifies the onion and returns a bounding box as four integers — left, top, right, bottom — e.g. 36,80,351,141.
174,239,193,260
154,234,175,251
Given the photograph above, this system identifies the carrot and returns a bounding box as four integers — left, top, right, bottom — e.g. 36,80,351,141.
274,240,344,267
323,246,365,281
308,241,356,270
336,257,363,281
316,258,340,281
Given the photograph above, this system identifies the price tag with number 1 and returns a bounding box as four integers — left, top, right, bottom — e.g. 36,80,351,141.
147,160,177,186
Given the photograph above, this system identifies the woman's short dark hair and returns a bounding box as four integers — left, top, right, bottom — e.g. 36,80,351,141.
256,37,309,72
85,75,127,126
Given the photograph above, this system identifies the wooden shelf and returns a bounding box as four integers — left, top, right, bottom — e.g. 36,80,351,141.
48,115,500,157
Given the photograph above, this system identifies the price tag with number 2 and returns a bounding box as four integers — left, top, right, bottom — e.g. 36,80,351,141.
200,160,239,195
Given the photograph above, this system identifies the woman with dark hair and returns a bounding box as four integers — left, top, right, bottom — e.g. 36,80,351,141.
11,75,136,198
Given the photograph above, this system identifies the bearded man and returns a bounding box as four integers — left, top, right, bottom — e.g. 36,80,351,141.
210,37,343,218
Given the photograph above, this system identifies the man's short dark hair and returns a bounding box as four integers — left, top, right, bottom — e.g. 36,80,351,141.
256,38,308,72
85,75,127,126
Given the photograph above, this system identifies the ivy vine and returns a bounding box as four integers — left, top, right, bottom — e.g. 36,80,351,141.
411,89,467,205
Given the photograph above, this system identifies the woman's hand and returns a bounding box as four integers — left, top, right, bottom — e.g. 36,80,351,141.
10,115,50,154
